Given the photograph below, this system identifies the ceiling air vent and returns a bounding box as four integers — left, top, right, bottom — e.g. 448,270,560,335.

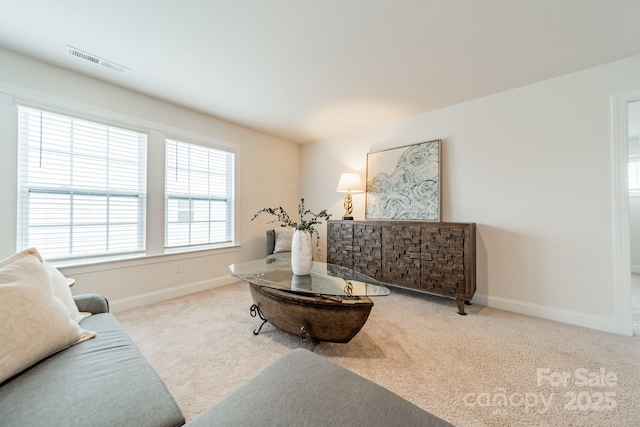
67,46,129,74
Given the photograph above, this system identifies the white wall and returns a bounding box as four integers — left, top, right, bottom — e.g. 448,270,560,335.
0,48,300,311
301,55,640,334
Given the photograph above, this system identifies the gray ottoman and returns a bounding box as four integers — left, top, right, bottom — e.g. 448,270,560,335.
188,348,452,427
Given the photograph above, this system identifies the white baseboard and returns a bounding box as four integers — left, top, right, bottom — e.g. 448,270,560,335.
472,293,621,335
108,277,625,335
109,275,239,313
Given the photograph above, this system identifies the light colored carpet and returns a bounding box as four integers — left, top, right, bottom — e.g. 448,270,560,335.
117,283,640,427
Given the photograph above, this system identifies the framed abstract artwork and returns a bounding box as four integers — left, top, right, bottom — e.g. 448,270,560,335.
365,139,441,221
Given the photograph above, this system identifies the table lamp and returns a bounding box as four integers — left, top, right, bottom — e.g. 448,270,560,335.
336,173,364,220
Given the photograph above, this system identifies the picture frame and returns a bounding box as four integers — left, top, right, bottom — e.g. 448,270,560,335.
365,139,441,221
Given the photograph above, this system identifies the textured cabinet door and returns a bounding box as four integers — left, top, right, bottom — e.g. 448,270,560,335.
421,224,473,299
327,221,353,269
353,222,383,280
381,224,422,288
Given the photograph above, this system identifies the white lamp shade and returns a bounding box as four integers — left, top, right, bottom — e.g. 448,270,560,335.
336,173,364,193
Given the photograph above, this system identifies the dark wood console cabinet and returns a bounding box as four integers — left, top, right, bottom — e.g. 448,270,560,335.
327,220,476,314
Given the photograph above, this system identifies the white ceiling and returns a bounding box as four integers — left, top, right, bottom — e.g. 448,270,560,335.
2,0,640,144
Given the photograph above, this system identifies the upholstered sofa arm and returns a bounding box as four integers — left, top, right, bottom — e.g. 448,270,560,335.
73,294,110,314
266,229,276,255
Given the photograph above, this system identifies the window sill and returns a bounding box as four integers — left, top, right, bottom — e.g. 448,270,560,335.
55,244,240,275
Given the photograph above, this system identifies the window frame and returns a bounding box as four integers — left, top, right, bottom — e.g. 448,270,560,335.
17,105,148,262
164,138,236,250
13,99,240,267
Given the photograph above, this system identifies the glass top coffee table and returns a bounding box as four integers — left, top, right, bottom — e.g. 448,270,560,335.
230,258,390,343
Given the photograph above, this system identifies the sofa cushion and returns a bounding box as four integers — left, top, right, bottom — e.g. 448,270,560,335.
0,249,92,384
273,226,294,253
188,348,452,427
0,312,185,427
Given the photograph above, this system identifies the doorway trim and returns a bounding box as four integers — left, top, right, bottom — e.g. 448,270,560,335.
612,89,640,336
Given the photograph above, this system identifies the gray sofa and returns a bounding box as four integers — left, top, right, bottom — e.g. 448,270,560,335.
1,294,452,427
266,228,290,259
0,294,184,427
266,228,279,255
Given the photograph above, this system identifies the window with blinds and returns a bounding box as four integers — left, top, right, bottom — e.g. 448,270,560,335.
165,139,235,248
17,106,147,261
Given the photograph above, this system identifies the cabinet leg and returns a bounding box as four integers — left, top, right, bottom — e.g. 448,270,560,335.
456,299,467,315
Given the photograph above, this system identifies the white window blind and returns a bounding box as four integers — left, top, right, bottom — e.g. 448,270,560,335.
165,139,234,248
17,106,147,261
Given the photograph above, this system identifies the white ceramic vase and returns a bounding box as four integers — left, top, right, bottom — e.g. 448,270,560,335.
291,229,313,275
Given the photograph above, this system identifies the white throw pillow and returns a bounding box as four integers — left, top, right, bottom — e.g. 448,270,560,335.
0,248,95,383
273,227,294,253
43,262,85,323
